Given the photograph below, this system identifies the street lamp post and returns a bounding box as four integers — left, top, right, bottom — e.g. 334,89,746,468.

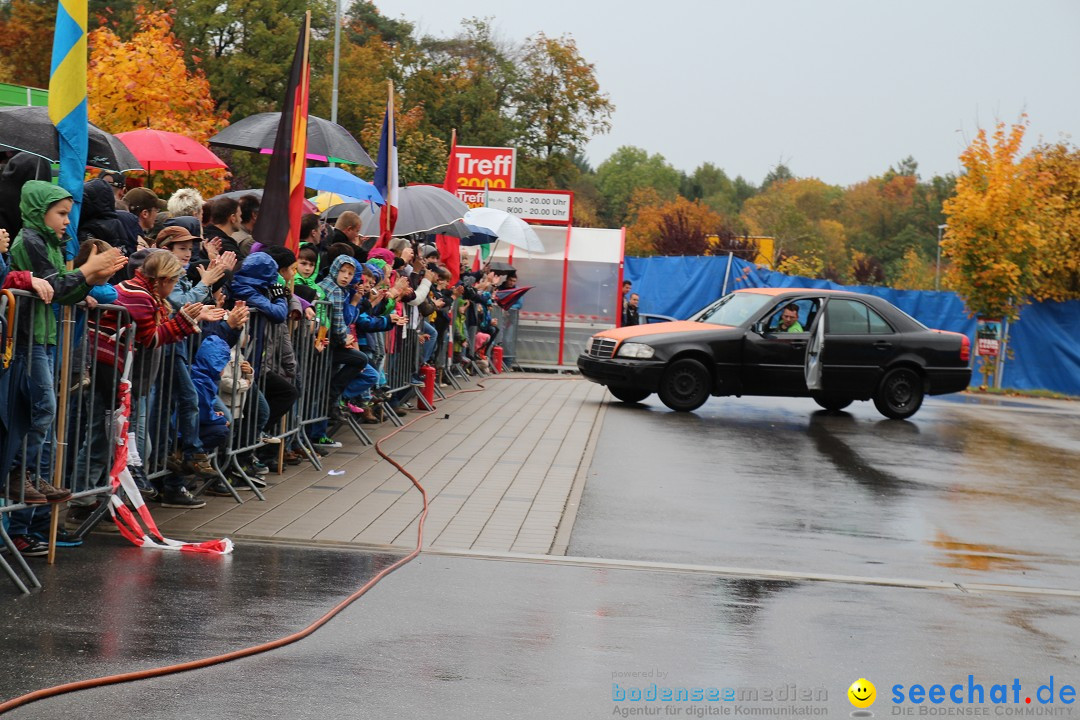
331,0,342,124
935,223,947,291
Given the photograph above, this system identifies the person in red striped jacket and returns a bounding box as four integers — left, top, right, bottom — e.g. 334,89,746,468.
73,250,218,514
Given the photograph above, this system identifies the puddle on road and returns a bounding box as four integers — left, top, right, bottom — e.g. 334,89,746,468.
929,531,1036,572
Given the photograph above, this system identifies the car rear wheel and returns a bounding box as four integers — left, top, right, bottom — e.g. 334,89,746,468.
812,394,853,412
658,358,711,412
873,367,925,419
608,386,652,404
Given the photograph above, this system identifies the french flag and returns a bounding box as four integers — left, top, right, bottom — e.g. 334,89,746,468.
373,83,398,249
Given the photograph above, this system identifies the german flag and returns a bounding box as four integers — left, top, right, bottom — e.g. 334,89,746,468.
252,12,310,253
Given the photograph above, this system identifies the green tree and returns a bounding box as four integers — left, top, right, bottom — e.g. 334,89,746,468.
344,0,414,46
683,162,748,217
595,146,681,225
761,161,794,190
171,0,336,120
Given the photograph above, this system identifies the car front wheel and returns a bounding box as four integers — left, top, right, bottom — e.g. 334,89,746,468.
608,386,652,404
873,367,925,419
812,393,853,412
658,358,711,412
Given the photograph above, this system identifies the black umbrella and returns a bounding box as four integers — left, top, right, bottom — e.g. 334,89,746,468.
427,219,499,245
208,113,374,168
0,106,144,172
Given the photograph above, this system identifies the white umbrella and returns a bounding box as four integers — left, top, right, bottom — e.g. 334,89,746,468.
464,207,544,253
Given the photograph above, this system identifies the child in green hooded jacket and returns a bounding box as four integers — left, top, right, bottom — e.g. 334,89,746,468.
4,181,124,554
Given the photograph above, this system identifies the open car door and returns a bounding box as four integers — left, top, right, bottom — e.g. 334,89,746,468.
803,298,829,391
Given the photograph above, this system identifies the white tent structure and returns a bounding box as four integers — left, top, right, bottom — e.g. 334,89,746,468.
481,225,625,368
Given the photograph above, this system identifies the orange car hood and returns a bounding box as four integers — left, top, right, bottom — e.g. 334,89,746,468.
595,321,729,342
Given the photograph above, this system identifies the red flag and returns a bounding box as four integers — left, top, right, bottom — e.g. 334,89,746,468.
373,81,398,249
436,128,462,284
251,13,310,253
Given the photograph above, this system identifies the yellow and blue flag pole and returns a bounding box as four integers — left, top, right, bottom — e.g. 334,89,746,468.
48,0,87,560
49,0,88,252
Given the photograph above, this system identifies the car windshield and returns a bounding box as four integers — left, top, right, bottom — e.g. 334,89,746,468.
693,292,774,326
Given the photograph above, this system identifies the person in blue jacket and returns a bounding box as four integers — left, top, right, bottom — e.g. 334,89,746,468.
230,252,288,324
189,335,232,454
226,251,295,476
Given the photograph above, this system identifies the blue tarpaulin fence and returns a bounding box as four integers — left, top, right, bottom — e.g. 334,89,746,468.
625,255,1080,395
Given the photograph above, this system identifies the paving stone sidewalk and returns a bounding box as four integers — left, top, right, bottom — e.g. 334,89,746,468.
154,376,605,555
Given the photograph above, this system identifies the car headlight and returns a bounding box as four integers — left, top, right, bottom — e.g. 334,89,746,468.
584,336,594,354
616,342,655,359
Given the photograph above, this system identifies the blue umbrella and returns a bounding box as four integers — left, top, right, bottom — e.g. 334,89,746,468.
304,167,384,205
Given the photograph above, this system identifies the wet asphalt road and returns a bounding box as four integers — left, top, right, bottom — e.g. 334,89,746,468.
3,388,1080,718
570,393,1080,590
3,541,1079,719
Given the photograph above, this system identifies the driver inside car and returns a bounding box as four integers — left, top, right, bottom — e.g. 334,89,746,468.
777,303,804,332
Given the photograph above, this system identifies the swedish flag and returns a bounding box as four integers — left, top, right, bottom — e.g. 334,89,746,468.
49,0,88,236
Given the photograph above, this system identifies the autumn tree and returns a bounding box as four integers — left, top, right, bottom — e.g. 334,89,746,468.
839,159,953,280
942,118,1048,320
512,33,613,188
629,196,733,257
402,19,520,149
308,16,395,149
851,252,886,285
893,246,937,290
357,102,447,186
88,9,229,197
0,0,56,87
1028,141,1080,300
776,254,824,278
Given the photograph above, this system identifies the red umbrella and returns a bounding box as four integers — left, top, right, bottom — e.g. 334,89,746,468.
115,129,228,172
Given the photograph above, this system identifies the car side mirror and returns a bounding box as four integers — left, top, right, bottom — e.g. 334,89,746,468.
751,321,765,335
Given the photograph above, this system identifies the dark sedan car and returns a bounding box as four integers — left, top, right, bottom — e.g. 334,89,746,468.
578,288,971,419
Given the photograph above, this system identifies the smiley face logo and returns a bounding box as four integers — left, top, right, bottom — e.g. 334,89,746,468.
848,678,876,708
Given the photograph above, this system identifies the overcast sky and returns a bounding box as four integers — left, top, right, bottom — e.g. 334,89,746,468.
374,0,1080,188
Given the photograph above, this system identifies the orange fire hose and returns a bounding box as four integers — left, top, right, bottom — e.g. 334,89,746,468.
0,382,489,716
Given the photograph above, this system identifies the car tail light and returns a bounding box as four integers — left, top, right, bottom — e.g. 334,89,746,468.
959,334,970,362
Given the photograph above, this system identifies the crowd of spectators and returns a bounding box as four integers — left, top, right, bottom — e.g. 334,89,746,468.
0,156,507,559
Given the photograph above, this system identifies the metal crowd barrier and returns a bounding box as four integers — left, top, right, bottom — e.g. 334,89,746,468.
0,283,491,594
290,299,335,467
1,289,135,592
